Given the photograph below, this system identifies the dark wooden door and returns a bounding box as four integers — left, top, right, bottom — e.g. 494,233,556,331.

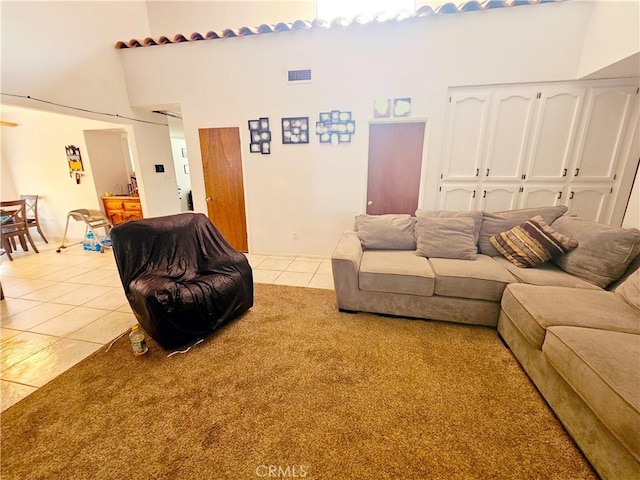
199,127,248,252
366,122,425,214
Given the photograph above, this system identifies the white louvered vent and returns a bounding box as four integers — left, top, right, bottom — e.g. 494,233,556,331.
286,69,312,84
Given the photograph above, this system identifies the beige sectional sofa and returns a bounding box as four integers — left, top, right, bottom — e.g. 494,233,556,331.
331,206,640,480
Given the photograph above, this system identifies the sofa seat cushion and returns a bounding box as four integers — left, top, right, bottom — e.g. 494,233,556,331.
493,257,602,290
428,255,516,301
359,250,435,296
543,326,640,461
501,284,640,350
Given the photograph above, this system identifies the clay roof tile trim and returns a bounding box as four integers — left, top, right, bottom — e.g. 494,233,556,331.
115,0,560,49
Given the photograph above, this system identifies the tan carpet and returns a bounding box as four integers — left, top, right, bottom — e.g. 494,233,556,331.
1,284,597,479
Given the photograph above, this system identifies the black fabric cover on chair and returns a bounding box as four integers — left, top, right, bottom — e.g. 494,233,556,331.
110,213,253,350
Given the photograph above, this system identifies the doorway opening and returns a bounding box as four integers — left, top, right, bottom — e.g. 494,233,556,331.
153,108,193,212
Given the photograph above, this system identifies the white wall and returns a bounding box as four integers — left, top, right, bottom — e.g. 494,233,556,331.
145,0,314,36
578,0,640,79
119,1,605,256
170,136,192,211
84,130,132,198
1,137,19,200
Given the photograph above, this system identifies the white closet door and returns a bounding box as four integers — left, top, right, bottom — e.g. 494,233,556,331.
483,88,537,181
520,184,566,209
526,87,585,181
437,184,478,211
478,184,520,213
566,185,611,222
441,91,491,181
571,86,637,181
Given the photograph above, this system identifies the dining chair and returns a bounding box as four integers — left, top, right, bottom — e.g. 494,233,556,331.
20,194,48,243
1,199,40,261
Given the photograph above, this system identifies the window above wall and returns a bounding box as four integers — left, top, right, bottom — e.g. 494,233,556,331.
316,0,416,20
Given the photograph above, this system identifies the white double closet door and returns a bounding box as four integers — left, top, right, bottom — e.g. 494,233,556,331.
438,79,639,224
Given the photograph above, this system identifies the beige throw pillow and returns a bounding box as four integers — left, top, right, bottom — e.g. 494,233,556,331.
355,214,416,250
415,216,477,260
415,209,483,245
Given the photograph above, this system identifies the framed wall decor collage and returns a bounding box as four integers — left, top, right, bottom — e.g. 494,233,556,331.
282,117,309,144
246,109,359,153
248,117,271,154
316,110,355,145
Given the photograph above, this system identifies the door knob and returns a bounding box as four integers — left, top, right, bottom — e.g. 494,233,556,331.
206,197,212,203
367,200,373,206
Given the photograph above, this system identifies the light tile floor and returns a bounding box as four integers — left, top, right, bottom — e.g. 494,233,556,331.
0,241,333,412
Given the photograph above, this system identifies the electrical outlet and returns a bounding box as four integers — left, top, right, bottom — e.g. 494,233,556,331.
292,232,298,240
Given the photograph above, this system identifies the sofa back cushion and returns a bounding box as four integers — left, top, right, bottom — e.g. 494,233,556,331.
478,206,568,256
415,209,483,245
355,214,416,250
551,215,640,288
415,216,477,260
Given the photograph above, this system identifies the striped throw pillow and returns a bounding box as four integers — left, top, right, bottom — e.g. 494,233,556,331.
489,215,578,268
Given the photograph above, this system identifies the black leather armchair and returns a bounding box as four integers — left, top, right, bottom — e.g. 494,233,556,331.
110,213,253,349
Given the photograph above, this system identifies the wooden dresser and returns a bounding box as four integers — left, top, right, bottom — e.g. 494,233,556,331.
102,196,143,225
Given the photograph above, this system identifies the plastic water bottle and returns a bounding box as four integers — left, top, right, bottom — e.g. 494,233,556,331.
129,325,148,356
83,231,95,251
100,236,112,249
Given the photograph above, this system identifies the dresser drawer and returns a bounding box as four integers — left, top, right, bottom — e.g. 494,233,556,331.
123,200,142,212
103,199,125,210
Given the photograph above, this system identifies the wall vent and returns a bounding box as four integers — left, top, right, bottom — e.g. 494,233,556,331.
287,69,312,84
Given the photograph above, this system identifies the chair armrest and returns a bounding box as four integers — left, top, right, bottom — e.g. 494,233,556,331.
331,231,363,311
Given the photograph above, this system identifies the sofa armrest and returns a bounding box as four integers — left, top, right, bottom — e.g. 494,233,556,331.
331,231,363,311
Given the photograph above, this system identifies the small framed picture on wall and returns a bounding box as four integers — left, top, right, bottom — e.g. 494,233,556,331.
248,116,272,155
281,117,310,144
315,109,356,145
